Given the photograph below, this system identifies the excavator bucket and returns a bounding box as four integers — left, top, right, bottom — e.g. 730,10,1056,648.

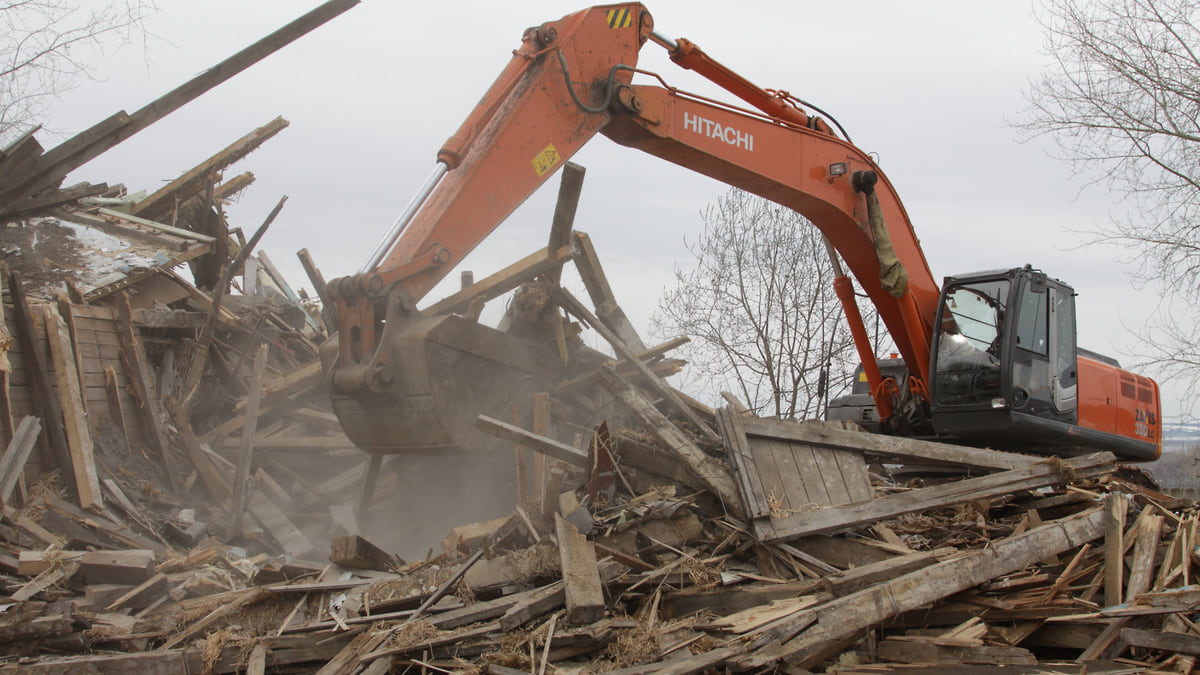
321,306,593,455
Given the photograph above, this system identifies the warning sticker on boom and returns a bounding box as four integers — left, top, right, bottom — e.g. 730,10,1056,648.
607,8,632,28
532,143,561,177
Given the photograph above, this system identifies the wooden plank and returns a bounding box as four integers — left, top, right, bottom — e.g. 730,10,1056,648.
553,336,690,394
717,406,772,521
43,304,102,508
258,250,321,332
786,440,830,506
476,415,588,468
556,513,605,625
165,396,231,500
102,366,129,443
131,308,207,329
43,492,164,553
232,343,270,534
0,271,14,450
106,572,169,611
53,296,87,411
96,207,216,243
0,416,41,505
249,491,316,557
760,452,1115,542
114,293,180,489
832,445,874,502
8,270,76,498
739,416,1040,472
424,243,577,317
131,116,289,221
297,247,335,330
230,360,323,416
571,231,646,351
12,561,80,602
1104,492,1128,608
1119,627,1200,656
160,588,268,651
17,550,86,576
79,549,155,585
219,435,355,449
331,534,398,571
759,437,803,513
808,445,853,505
598,366,743,519
1124,512,1163,602
735,507,1108,671
562,289,716,442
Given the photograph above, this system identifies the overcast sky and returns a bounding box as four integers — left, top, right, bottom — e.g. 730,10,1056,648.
42,1,1185,421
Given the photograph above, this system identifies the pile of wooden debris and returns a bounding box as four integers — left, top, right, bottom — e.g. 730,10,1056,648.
0,141,1197,673
0,1,1197,672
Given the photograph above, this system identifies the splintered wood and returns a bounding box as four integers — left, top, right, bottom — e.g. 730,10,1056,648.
0,17,1196,671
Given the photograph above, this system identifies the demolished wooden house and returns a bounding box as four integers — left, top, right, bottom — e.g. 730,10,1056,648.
0,5,1197,674
1,135,1198,672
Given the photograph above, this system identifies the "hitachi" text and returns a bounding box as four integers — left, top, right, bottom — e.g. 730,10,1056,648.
682,112,754,151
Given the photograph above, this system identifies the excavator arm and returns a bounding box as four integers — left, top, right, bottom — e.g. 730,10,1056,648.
325,3,943,451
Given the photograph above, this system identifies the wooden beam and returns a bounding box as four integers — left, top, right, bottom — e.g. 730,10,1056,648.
96,207,216,243
555,512,606,625
114,293,181,490
553,336,690,394
249,491,316,557
232,343,270,535
560,288,717,442
0,417,41,506
476,415,588,468
331,534,399,571
297,247,335,330
1104,492,1128,608
131,116,289,221
597,366,743,519
424,243,576,317
7,270,76,500
0,268,14,449
179,195,286,414
131,308,207,329
258,250,321,332
571,231,646,351
755,453,1115,541
1119,627,1200,656
734,507,1107,670
1124,512,1163,602
738,416,1040,472
164,396,232,500
43,304,102,508
546,162,586,284
102,366,128,444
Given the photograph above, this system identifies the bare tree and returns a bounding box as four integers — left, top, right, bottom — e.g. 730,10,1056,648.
651,188,870,419
1018,0,1200,418
1,0,156,145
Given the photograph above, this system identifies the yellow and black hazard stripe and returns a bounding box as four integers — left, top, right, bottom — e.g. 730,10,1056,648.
606,7,633,28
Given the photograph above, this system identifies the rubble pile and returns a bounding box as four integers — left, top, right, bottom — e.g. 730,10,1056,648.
0,3,1196,672
0,152,1196,673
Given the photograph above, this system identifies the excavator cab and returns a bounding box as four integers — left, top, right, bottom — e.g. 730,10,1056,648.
928,266,1159,460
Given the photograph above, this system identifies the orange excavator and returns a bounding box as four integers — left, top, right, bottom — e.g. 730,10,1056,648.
321,3,1161,462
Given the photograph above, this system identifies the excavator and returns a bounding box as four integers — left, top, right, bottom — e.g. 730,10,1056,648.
320,3,1162,463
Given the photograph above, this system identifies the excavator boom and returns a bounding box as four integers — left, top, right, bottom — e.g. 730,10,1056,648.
324,3,1161,461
